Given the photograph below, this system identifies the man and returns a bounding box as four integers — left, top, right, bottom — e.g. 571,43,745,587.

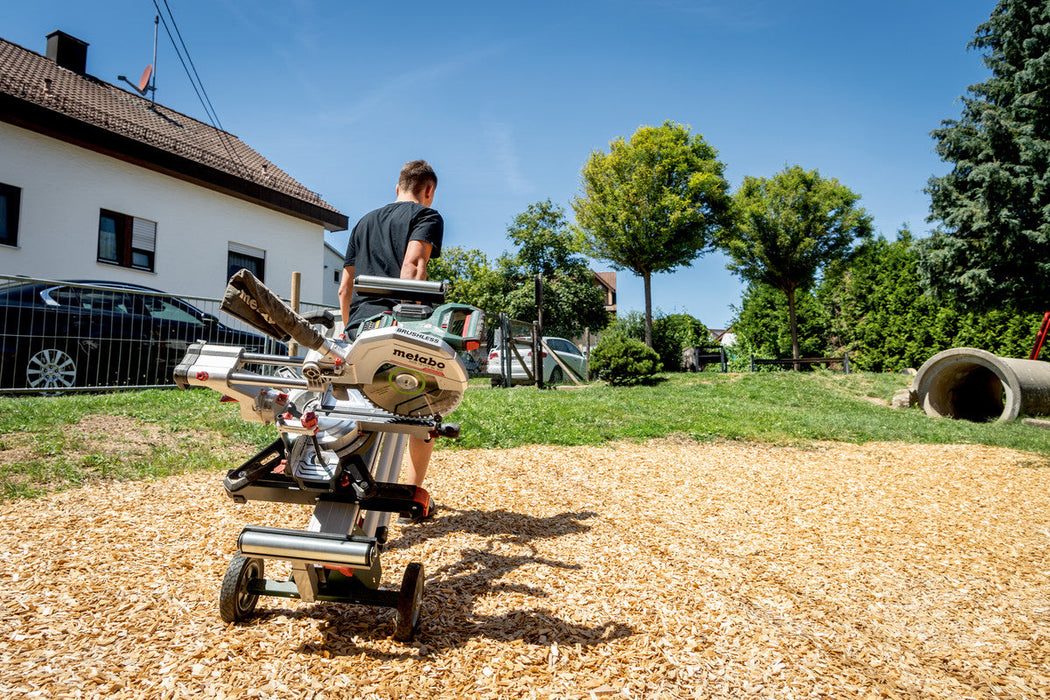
338,160,443,503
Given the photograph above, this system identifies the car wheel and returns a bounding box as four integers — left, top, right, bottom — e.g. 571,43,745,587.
548,366,564,385
25,348,77,392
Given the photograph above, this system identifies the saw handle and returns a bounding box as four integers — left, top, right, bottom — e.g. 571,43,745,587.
354,275,447,304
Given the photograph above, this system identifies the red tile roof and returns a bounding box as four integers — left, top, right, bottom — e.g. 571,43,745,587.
0,35,348,231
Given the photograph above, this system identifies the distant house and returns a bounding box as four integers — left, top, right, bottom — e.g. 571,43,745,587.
593,271,616,315
709,326,736,346
0,31,348,303
322,241,345,307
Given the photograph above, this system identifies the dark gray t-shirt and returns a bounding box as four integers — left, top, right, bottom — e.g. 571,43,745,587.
343,201,443,325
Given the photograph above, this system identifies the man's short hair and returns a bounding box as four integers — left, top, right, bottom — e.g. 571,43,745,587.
399,160,438,197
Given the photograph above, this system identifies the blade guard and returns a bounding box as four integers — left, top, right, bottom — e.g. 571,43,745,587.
345,325,467,417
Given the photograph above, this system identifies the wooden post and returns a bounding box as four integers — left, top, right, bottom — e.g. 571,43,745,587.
289,271,301,357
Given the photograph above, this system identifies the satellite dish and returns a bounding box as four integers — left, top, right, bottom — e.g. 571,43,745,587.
137,65,153,94
117,65,153,96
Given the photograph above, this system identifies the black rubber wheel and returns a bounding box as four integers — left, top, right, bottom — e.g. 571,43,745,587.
219,553,264,623
548,366,564,385
393,562,425,641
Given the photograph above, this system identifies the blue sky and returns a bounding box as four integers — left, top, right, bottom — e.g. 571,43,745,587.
2,1,994,326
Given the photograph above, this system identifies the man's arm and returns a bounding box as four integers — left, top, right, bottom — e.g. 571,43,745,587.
338,265,354,326
401,240,434,281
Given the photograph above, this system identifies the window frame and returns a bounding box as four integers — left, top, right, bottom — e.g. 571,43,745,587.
0,182,21,248
228,242,266,283
97,209,156,272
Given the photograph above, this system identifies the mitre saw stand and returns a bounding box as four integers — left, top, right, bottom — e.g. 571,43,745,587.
174,275,482,642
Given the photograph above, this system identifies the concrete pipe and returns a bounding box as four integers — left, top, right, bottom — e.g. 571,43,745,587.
914,347,1050,422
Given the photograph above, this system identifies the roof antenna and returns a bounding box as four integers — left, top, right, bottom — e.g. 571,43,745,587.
117,14,158,107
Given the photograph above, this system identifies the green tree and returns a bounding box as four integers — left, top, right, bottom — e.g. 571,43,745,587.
921,0,1050,313
824,229,1044,369
719,165,872,361
502,200,609,331
733,283,830,360
573,121,732,347
427,246,505,312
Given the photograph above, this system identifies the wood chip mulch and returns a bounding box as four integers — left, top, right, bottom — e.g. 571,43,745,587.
0,439,1048,699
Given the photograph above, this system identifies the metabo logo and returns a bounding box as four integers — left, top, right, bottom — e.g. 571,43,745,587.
238,289,275,325
393,348,446,369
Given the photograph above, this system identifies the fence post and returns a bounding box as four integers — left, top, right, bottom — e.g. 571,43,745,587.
584,328,591,382
844,352,850,375
750,355,755,372
720,347,728,373
289,271,301,357
533,322,543,389
500,313,511,388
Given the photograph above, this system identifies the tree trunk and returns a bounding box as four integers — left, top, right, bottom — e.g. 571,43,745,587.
643,270,653,348
786,286,800,368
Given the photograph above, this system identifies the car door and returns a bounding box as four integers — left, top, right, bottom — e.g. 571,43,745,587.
551,338,586,379
53,286,155,386
134,293,210,382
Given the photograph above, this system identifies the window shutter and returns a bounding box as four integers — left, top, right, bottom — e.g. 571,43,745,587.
228,241,265,258
132,217,157,253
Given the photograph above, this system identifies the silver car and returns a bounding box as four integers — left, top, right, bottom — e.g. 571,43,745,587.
486,336,588,385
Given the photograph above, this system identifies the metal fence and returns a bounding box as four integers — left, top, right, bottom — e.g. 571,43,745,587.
0,274,599,394
0,274,322,394
481,313,592,388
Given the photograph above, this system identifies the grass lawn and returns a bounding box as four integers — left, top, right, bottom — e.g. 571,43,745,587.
1,370,1047,499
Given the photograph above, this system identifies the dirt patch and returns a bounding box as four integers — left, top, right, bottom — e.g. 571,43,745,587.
0,415,255,495
0,415,174,467
0,440,1048,698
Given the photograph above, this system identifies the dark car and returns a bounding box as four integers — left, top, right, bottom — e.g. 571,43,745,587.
0,279,286,392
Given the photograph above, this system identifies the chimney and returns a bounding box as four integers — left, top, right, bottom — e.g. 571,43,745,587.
45,31,89,74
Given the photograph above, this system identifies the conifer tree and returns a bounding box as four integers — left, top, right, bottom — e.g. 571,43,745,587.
921,0,1050,312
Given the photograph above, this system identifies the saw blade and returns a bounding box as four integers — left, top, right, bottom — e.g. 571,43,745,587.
360,363,463,417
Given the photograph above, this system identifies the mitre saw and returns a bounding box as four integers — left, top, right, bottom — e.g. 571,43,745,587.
173,270,483,641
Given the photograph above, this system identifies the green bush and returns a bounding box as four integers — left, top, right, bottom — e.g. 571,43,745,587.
590,334,661,385
606,311,709,370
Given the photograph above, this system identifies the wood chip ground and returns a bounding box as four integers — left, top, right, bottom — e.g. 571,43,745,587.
1,439,1048,699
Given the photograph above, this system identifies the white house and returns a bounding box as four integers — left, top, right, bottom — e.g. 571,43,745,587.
0,31,348,304
322,241,345,307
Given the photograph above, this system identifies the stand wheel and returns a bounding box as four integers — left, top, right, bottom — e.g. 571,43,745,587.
219,553,264,623
393,562,425,641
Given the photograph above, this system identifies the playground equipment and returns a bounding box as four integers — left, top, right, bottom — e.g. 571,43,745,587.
913,347,1050,422
174,271,483,640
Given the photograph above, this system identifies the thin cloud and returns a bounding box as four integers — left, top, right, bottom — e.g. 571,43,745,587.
483,119,534,196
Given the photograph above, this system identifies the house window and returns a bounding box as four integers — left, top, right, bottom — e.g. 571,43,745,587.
98,209,156,271
228,242,265,282
0,182,21,247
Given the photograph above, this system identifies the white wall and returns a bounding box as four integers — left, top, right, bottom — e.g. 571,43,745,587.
322,242,344,307
0,122,327,303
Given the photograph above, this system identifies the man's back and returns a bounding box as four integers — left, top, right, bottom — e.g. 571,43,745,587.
344,201,443,323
